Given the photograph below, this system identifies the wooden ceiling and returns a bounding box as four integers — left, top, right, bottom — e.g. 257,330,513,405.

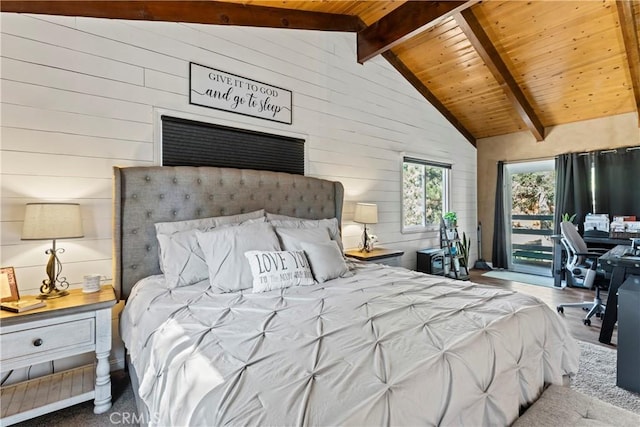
2,1,639,146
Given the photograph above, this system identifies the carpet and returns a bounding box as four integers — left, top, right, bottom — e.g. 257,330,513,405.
482,269,555,288
572,340,640,415
513,385,640,426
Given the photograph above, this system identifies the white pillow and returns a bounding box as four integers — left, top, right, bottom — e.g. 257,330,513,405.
266,214,343,250
155,209,265,235
245,250,315,293
157,230,208,288
274,227,331,251
196,222,281,293
300,240,351,283
156,218,265,288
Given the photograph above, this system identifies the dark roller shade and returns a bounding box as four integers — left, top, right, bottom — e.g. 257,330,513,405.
162,116,304,175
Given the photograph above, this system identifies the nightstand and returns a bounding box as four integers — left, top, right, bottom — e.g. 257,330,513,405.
344,248,404,267
0,285,116,425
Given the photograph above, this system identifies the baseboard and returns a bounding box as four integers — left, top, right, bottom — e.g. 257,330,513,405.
110,356,125,372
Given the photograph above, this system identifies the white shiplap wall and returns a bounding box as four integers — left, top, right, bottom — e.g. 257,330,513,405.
1,13,477,370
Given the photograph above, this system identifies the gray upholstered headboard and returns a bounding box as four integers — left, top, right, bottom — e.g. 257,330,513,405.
113,166,344,299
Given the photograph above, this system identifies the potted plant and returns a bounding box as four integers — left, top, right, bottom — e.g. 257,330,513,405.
561,213,579,230
458,232,471,273
444,211,457,228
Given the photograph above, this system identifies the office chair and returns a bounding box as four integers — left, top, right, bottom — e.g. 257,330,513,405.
556,221,609,326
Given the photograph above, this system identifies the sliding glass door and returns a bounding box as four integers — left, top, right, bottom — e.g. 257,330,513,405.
504,160,556,276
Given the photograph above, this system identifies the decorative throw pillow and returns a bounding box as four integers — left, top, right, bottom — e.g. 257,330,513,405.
300,240,352,283
245,250,315,293
266,213,343,250
156,218,265,288
196,222,281,293
274,227,331,251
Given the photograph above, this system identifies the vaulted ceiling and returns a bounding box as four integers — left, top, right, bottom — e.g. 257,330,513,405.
3,1,639,146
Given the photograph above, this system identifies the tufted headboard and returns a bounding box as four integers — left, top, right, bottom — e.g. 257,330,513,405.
113,166,344,299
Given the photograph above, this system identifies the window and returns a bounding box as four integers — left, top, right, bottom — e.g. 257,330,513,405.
402,157,451,232
161,115,305,174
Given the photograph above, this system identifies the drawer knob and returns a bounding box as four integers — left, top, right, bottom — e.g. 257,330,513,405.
33,338,43,347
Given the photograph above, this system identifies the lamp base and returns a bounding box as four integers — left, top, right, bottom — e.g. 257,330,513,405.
38,241,71,299
37,289,69,300
360,225,372,252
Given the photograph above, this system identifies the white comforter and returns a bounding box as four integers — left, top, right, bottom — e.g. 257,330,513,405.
121,263,579,426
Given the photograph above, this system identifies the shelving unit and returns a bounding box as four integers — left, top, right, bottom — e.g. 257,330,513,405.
440,219,469,280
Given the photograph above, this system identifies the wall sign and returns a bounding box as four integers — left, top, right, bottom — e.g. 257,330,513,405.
189,62,292,124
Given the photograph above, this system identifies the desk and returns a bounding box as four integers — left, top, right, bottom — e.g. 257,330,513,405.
617,275,640,393
584,236,632,248
598,245,640,344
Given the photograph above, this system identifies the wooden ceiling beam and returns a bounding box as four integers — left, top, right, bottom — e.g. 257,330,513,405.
382,51,476,147
616,0,640,125
454,8,546,141
357,1,476,64
0,1,364,32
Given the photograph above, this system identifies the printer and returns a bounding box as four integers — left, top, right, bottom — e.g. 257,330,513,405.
611,215,640,234
583,213,610,235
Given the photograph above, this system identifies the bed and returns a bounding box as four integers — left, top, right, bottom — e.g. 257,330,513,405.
114,165,580,426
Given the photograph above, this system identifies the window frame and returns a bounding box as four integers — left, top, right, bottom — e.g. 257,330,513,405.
401,156,452,234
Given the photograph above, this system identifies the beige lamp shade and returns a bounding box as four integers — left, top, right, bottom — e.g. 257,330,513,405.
354,203,378,224
22,203,84,240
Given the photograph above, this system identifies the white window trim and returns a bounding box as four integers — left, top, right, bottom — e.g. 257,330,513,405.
400,153,452,234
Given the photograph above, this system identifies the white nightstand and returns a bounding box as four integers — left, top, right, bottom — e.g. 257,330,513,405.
344,247,405,267
0,285,116,425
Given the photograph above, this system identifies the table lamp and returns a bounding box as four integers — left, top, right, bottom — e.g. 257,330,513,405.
21,203,84,299
354,202,378,252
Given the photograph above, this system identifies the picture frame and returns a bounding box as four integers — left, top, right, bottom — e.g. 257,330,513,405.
0,267,20,302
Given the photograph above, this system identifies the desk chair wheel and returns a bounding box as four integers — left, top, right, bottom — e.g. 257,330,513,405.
557,306,564,314
583,318,591,326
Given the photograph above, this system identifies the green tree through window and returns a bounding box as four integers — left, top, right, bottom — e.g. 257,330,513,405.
511,172,555,215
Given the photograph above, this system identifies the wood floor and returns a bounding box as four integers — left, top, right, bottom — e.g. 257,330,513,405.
469,269,617,349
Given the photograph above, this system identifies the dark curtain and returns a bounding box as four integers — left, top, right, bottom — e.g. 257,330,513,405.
594,148,640,217
553,153,591,234
492,161,508,268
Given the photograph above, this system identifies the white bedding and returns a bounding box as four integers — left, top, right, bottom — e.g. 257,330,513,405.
121,263,579,426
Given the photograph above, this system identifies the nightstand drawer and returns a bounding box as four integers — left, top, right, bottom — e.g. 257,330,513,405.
1,317,95,361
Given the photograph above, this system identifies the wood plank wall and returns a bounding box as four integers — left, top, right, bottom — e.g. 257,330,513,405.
0,13,477,293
